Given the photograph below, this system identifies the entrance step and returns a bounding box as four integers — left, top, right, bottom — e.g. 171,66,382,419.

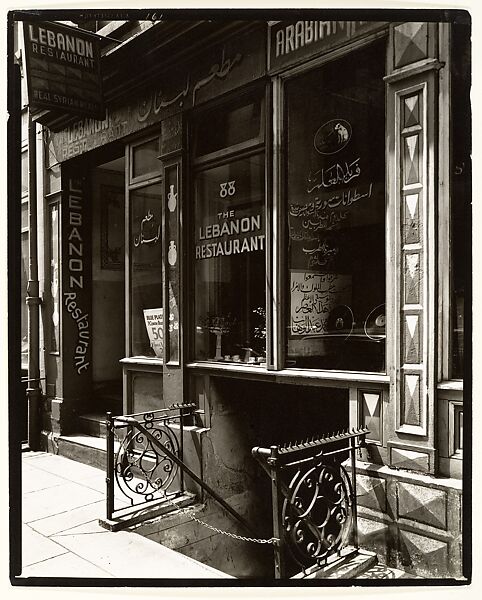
57,432,114,471
292,547,377,579
78,412,109,438
292,547,424,580
356,563,424,579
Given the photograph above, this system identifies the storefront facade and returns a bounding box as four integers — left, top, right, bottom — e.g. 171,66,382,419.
29,17,468,578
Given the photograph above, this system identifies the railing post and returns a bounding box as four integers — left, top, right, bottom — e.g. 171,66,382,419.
269,445,285,579
349,434,358,549
106,412,114,521
179,404,185,494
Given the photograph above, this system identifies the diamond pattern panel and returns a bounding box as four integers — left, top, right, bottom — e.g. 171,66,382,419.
403,135,420,185
394,23,429,68
402,373,421,426
357,517,390,563
397,482,447,529
403,193,420,244
404,94,420,128
403,313,421,363
390,446,428,471
361,391,382,442
404,253,421,304
357,475,387,512
398,529,448,577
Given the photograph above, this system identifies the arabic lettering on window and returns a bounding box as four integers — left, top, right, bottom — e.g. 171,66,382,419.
130,183,163,358
285,39,386,372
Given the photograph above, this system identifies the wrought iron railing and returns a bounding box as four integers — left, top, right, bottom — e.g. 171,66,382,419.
104,403,254,535
105,403,195,523
252,427,369,579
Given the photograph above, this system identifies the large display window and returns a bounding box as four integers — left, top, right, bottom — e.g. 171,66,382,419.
194,156,266,364
192,93,266,365
284,40,386,372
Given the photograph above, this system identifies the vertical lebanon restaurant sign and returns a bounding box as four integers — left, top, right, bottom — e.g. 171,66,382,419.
23,21,104,118
268,21,387,73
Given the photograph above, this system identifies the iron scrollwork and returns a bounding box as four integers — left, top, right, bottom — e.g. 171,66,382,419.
282,460,353,569
114,412,180,504
252,427,369,578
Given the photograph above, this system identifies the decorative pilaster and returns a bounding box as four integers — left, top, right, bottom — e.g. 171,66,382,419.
58,170,92,432
385,23,442,474
160,114,184,404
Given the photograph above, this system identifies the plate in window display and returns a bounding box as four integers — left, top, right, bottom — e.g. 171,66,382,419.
324,304,354,339
363,304,386,341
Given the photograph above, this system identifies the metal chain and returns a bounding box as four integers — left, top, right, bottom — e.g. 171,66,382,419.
159,489,278,545
187,510,278,544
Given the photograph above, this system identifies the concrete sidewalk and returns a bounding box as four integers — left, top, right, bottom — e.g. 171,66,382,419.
19,450,232,579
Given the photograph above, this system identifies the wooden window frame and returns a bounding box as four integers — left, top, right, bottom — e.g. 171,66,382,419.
272,31,390,377
125,133,164,364
188,85,268,369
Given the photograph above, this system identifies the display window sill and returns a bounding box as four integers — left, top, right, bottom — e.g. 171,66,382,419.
120,356,163,367
187,361,389,386
437,380,463,392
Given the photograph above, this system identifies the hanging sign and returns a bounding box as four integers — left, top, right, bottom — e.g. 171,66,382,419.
46,26,266,163
23,21,105,119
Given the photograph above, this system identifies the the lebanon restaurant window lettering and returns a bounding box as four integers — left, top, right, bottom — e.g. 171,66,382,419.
285,40,386,372
194,156,266,364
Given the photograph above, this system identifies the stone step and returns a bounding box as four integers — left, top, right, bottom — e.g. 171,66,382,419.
292,547,378,579
356,563,424,579
78,412,109,438
57,432,113,471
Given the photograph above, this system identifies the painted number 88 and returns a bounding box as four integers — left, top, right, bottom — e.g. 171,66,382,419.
219,181,236,198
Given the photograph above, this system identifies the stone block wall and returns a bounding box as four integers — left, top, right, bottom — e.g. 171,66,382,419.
353,461,463,579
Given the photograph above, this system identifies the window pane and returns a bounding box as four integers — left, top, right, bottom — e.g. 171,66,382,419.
194,155,266,364
49,204,60,352
21,232,29,369
455,407,463,451
193,99,262,158
451,25,470,379
132,138,160,179
21,201,28,231
130,183,163,358
285,40,386,372
21,152,28,197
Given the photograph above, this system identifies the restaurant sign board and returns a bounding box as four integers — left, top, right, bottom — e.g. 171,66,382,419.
23,21,104,119
46,26,266,165
268,20,388,73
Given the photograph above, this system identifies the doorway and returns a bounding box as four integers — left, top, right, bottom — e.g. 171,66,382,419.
90,152,125,415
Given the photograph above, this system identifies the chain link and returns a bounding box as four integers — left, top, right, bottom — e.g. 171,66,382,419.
160,490,278,545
